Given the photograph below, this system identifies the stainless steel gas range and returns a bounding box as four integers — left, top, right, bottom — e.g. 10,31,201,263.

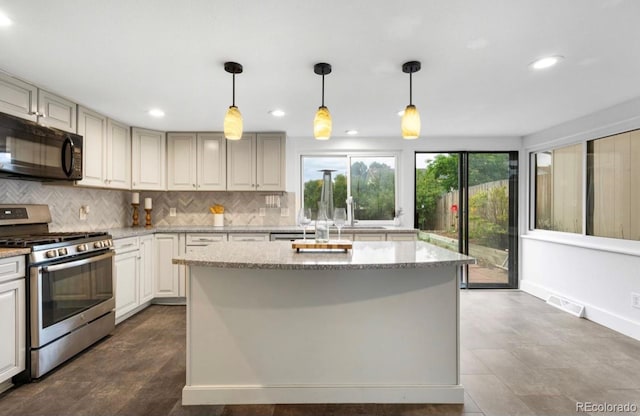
0,204,115,380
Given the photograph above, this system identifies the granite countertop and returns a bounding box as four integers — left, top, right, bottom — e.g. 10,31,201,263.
172,240,475,270
0,247,31,259
109,225,418,239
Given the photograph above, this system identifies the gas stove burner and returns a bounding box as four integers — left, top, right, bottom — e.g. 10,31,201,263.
0,232,109,248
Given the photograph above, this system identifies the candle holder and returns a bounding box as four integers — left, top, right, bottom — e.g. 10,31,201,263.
131,203,140,227
144,208,153,229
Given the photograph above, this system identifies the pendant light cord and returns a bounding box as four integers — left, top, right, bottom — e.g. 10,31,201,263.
321,74,325,107
409,72,413,106
232,73,236,107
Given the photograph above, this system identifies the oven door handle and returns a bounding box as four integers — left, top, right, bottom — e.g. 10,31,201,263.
42,251,114,273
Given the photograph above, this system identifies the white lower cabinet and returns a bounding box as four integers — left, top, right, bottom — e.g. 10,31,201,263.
155,233,185,298
186,233,226,254
114,235,154,323
228,233,270,242
0,256,26,387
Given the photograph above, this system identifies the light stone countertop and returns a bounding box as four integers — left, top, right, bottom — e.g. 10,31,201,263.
0,247,31,259
109,225,418,240
173,240,475,270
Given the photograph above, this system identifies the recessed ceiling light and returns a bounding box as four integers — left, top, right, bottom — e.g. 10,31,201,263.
0,12,12,27
530,55,564,70
269,109,285,117
345,130,358,135
148,108,165,118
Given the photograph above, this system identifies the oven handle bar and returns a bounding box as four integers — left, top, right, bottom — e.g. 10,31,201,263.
42,251,114,272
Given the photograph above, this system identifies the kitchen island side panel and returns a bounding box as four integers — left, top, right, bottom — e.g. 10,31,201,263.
183,265,462,404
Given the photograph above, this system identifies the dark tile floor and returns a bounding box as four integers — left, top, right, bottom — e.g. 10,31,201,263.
1,291,639,415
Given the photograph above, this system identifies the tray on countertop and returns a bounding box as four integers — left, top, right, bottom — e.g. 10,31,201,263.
292,239,352,252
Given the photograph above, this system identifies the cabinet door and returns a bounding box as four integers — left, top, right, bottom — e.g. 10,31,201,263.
76,107,107,187
256,133,285,191
107,119,131,189
197,133,226,190
132,128,166,190
167,133,197,190
0,72,37,121
0,278,25,383
115,250,139,319
37,90,77,133
139,235,154,304
155,234,181,297
226,133,256,190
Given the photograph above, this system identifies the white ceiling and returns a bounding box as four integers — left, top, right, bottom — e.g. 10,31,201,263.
1,0,639,139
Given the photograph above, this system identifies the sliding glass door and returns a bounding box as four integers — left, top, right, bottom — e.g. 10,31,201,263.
415,152,518,288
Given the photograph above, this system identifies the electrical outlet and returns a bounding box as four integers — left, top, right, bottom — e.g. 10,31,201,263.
280,208,289,217
632,292,640,309
169,208,177,217
79,205,89,221
259,208,266,217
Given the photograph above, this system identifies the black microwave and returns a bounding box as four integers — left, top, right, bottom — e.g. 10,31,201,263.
0,112,83,181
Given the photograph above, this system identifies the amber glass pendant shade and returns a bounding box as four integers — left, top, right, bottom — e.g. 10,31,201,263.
224,105,243,140
314,106,332,140
401,104,420,139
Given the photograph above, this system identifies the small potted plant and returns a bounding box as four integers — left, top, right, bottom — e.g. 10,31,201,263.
209,204,224,227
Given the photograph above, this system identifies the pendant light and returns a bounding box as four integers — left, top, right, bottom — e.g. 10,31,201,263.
401,61,421,140
223,61,243,140
313,63,332,140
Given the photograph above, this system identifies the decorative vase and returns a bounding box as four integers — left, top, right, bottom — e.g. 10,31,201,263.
213,213,224,227
315,202,330,243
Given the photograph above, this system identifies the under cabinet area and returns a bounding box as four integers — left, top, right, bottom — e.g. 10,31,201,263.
0,256,26,388
227,133,285,191
113,235,154,323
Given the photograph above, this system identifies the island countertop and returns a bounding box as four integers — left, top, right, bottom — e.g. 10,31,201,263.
173,240,475,270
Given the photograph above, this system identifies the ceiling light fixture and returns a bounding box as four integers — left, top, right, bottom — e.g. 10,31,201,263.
401,61,421,140
148,108,165,118
530,55,564,70
313,62,332,140
345,129,358,135
0,12,12,27
223,61,243,140
269,109,286,117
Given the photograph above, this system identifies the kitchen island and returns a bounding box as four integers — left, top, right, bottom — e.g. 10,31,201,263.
173,240,475,405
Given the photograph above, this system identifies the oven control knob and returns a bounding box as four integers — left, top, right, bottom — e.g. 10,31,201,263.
77,244,88,252
46,250,57,259
58,248,68,256
94,241,103,248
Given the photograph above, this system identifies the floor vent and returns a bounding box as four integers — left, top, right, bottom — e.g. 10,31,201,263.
546,295,585,318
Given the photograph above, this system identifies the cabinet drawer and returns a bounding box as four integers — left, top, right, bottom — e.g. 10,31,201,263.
0,256,25,283
353,233,386,241
386,233,417,241
114,237,139,253
228,233,269,242
186,233,227,245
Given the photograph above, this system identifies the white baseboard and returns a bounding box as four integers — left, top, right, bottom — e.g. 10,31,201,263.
521,280,640,341
182,384,465,405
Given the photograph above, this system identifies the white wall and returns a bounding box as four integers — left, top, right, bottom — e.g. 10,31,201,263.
521,97,640,341
285,135,521,227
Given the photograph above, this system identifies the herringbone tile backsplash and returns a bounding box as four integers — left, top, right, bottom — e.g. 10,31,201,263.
0,178,295,231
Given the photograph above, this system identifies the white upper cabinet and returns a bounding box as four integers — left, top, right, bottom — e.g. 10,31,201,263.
256,133,286,191
167,133,197,190
37,89,77,133
227,133,285,191
197,133,226,190
106,119,131,189
0,72,38,121
132,127,166,190
77,108,131,189
77,106,107,187
168,132,226,191
0,72,76,133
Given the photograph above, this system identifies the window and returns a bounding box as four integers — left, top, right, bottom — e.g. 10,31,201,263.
587,131,640,241
301,154,397,222
533,143,583,233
